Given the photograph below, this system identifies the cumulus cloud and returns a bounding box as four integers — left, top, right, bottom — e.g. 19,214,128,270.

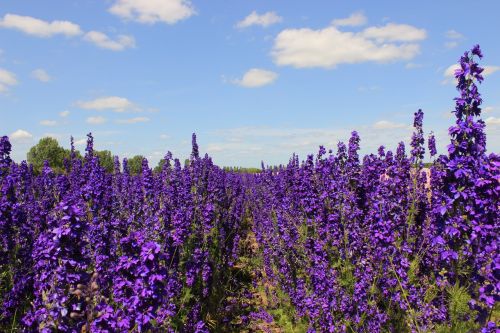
40,120,57,126
59,110,70,117
10,129,33,143
445,29,463,39
443,29,464,49
0,14,135,52
86,116,107,125
74,138,87,146
84,31,135,51
76,96,134,112
232,68,278,88
443,64,500,84
0,13,82,37
444,41,459,49
32,68,51,82
443,64,460,79
208,123,415,165
109,0,195,24
485,117,500,126
483,66,500,76
331,12,367,27
0,68,18,93
236,11,283,28
483,106,495,113
272,22,426,69
116,117,149,124
372,120,407,130
361,23,426,42
405,62,424,69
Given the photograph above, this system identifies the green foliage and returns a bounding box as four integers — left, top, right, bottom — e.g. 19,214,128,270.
27,137,71,174
407,256,421,284
434,284,478,333
127,155,145,175
267,288,308,333
222,166,261,174
25,138,262,176
154,158,167,173
27,138,119,174
95,150,114,173
0,265,13,313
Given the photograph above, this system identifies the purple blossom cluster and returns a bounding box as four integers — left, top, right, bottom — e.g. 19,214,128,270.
0,45,498,332
251,46,498,332
0,133,248,331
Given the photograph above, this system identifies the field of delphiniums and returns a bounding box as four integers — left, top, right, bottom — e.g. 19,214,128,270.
0,46,498,332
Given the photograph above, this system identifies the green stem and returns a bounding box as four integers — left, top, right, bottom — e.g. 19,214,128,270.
389,257,422,333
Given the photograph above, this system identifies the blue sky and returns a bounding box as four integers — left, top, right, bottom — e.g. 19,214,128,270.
1,0,499,167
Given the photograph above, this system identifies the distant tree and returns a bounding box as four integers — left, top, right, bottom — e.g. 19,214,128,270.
27,137,71,173
154,158,166,173
127,155,145,175
95,150,114,173
223,166,261,174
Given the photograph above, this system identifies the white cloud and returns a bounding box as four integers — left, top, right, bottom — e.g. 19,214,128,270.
272,22,425,69
0,14,135,52
483,66,500,76
209,124,414,164
331,12,367,27
10,129,33,143
32,68,51,82
206,144,224,153
232,68,278,88
86,116,107,125
109,0,195,24
116,117,149,124
445,29,463,39
372,120,407,130
443,64,500,84
444,64,500,78
40,120,57,126
76,96,133,112
443,64,460,79
483,106,495,113
160,134,170,139
485,117,500,126
443,30,463,49
74,138,87,146
361,23,426,42
84,31,135,51
0,13,82,38
236,11,283,28
0,68,18,93
444,41,459,49
59,110,70,117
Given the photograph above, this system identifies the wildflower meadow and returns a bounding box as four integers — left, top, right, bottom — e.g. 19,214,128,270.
0,46,498,332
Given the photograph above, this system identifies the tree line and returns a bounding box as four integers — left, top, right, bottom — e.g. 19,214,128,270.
26,137,262,174
27,137,149,175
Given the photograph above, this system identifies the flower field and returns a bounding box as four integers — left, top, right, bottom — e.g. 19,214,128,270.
0,46,498,332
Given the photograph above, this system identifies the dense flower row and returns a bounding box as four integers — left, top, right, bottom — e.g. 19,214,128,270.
250,46,498,332
0,45,498,332
0,133,249,331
